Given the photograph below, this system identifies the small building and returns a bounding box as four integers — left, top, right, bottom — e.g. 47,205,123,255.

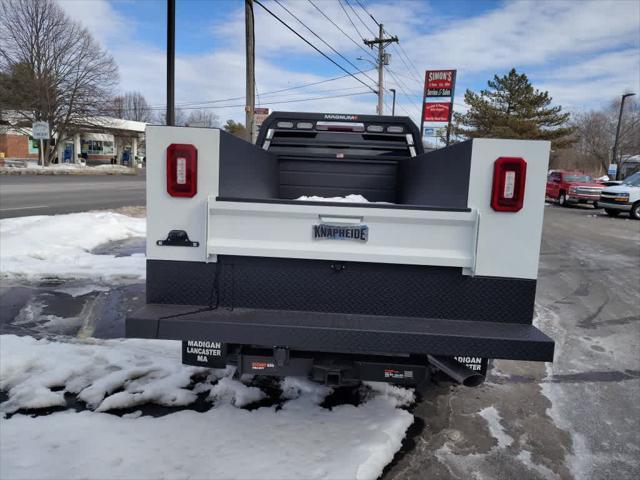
0,114,146,166
620,155,640,178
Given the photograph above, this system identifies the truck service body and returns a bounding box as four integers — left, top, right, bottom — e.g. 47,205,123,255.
126,112,554,387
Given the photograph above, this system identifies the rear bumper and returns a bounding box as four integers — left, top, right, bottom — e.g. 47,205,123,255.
126,304,555,362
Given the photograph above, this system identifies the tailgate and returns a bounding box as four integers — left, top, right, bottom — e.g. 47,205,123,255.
207,198,478,270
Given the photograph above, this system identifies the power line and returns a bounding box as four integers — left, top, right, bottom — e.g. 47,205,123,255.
160,70,376,109
386,67,418,97
174,90,374,111
385,64,422,86
307,0,376,61
338,0,366,41
395,41,423,83
354,0,380,27
389,44,423,86
273,0,378,87
254,0,377,94
344,0,376,37
385,68,422,116
118,90,375,114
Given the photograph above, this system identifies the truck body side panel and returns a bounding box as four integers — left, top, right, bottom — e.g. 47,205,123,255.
468,139,550,279
146,126,220,262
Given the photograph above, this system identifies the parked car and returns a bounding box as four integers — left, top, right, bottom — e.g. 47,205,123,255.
599,172,640,219
546,170,605,207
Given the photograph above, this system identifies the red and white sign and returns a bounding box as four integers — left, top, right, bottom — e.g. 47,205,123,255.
425,70,456,97
423,102,451,122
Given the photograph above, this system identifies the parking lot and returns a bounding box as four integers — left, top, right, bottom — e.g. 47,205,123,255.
385,204,640,479
1,203,639,479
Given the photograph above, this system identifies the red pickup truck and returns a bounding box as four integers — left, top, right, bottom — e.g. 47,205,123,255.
546,170,604,208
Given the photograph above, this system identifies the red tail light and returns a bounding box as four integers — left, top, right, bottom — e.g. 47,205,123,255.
167,144,197,197
491,157,526,212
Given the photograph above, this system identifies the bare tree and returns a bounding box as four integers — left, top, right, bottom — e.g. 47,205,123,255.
185,109,219,128
0,0,118,163
110,91,152,122
551,97,639,176
155,108,186,126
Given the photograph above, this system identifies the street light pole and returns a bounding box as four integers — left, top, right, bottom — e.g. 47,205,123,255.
245,0,255,142
390,89,396,116
166,0,175,126
612,92,636,180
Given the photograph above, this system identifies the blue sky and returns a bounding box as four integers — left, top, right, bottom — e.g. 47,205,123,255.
59,0,640,125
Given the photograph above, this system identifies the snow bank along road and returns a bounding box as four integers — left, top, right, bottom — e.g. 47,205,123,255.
1,205,639,479
0,173,145,218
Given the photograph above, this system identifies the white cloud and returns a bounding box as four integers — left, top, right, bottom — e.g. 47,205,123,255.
55,0,640,125
398,0,640,73
58,0,132,45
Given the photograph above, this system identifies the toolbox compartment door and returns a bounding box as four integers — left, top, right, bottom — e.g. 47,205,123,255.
207,198,479,270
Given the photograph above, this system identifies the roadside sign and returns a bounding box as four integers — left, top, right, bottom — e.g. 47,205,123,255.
423,102,452,122
425,70,456,97
424,127,436,137
608,164,617,177
32,121,50,140
252,108,271,143
420,69,457,145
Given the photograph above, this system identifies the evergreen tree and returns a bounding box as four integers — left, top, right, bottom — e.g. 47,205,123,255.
453,69,574,147
223,120,248,138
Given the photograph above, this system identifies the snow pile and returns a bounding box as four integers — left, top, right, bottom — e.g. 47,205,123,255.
0,164,137,175
0,211,145,281
0,335,415,480
0,335,211,414
296,194,372,203
209,376,265,407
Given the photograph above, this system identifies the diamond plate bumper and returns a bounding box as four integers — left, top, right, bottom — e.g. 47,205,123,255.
126,305,554,362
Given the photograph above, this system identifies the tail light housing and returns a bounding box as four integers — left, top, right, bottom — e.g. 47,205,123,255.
491,157,526,212
166,144,197,197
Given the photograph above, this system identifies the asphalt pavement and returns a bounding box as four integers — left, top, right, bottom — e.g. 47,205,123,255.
0,173,146,218
385,204,640,480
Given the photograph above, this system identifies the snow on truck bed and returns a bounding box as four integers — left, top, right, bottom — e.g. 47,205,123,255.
0,335,414,480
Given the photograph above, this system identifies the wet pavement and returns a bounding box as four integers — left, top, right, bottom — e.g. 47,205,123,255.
384,205,640,480
0,237,146,340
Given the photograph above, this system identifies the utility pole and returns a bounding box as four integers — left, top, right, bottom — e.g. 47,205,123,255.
245,0,255,142
612,92,636,180
364,24,397,115
166,0,175,126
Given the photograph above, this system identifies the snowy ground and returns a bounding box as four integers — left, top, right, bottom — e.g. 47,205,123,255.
0,335,414,480
0,164,138,175
0,211,145,281
0,210,417,480
2,205,639,480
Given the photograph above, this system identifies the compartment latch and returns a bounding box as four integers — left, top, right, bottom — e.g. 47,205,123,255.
156,230,199,247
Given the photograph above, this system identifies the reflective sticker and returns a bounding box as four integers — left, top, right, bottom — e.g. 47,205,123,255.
176,157,186,184
503,171,516,199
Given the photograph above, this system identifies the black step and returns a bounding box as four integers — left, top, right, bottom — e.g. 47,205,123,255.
127,305,554,362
